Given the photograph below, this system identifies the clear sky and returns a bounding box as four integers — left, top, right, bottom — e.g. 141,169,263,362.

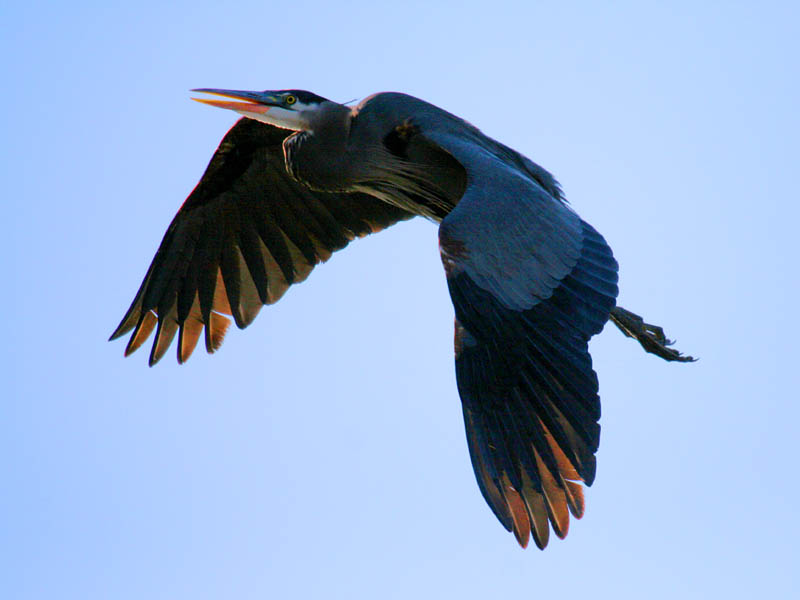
3,1,799,598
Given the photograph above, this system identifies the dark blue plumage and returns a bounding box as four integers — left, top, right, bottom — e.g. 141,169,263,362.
112,89,691,550
446,216,618,547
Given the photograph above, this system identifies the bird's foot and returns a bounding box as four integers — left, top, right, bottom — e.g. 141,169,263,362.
609,306,696,362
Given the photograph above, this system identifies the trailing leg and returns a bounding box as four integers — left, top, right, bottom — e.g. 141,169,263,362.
609,306,695,362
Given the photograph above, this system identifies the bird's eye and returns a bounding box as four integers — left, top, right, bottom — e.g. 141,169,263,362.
285,95,297,105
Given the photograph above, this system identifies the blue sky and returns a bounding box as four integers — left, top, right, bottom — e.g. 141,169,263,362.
3,1,799,598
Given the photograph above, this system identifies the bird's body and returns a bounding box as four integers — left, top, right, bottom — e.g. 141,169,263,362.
111,89,692,549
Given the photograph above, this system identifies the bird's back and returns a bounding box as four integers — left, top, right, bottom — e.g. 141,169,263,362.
353,92,566,208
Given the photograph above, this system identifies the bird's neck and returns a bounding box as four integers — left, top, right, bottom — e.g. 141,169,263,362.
283,103,355,191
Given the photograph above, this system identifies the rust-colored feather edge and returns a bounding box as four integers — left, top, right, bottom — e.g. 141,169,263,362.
520,471,551,550
205,312,230,353
149,311,179,366
541,418,586,519
124,311,157,357
500,473,530,548
533,448,570,539
177,316,204,364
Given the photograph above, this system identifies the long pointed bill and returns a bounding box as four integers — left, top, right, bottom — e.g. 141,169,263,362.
190,88,307,131
191,88,280,116
192,97,271,113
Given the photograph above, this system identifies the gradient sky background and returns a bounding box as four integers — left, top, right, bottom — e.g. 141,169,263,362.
3,2,799,598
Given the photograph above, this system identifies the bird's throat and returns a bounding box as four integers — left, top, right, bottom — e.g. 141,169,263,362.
244,106,308,131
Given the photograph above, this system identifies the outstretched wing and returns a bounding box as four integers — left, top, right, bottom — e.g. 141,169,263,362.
428,130,619,548
110,118,413,365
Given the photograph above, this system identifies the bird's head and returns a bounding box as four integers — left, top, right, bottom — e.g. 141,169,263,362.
191,88,329,131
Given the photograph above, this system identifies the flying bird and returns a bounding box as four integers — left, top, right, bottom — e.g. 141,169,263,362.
111,88,693,549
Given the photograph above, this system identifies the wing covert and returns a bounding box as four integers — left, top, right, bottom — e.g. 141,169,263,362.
111,118,414,365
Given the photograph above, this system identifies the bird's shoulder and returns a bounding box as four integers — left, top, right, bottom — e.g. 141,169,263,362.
354,93,564,203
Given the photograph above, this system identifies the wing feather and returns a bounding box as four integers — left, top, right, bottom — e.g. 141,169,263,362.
420,125,618,548
111,118,413,363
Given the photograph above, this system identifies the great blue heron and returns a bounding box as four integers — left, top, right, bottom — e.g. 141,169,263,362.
111,89,693,549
